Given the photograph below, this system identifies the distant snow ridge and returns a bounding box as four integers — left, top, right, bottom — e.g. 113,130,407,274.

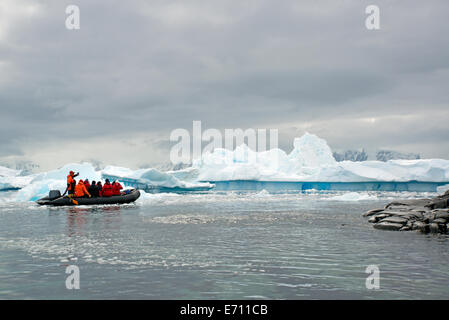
333,149,368,162
0,160,40,174
376,150,420,161
333,149,420,162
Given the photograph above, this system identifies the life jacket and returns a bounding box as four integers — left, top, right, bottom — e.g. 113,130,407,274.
102,183,113,197
84,181,91,190
67,174,75,190
75,181,90,197
112,183,123,196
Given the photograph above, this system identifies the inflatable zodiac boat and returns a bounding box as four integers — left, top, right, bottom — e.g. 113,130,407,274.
36,189,140,206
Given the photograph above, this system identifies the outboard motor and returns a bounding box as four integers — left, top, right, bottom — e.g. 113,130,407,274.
49,190,61,200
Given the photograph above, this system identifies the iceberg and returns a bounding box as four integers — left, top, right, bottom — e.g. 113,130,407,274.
13,163,214,202
0,165,34,191
15,163,101,202
15,179,67,202
189,133,449,183
102,166,214,190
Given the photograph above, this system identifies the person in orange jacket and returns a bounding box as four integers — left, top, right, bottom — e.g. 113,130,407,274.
74,180,91,198
66,171,79,195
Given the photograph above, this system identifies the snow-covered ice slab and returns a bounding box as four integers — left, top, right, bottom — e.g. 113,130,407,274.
189,133,449,183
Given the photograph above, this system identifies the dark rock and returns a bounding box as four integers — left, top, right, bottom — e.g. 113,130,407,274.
434,211,449,220
412,221,427,232
425,213,436,221
379,216,408,224
427,198,449,209
368,216,377,223
387,199,432,209
363,208,385,217
385,202,408,209
429,223,440,233
406,220,414,227
373,222,403,231
432,218,447,224
408,210,425,219
384,211,422,220
374,213,390,220
365,195,449,234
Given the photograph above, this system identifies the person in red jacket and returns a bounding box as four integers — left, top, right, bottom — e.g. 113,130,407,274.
102,179,113,197
84,179,91,190
112,181,123,196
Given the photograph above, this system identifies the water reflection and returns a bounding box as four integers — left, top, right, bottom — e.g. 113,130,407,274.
66,206,122,237
66,207,89,237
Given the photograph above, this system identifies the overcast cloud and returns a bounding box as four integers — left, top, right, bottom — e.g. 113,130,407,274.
0,0,448,170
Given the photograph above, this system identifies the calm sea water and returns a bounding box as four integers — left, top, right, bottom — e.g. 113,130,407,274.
0,190,448,299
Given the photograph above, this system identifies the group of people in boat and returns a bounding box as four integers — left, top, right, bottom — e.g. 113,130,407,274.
66,171,123,198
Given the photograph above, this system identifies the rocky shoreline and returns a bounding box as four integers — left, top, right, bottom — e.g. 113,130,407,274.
363,191,449,234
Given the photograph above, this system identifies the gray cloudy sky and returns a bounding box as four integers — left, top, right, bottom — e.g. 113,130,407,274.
1,0,448,170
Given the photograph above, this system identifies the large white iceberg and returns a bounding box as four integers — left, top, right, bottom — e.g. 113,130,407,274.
187,133,449,182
